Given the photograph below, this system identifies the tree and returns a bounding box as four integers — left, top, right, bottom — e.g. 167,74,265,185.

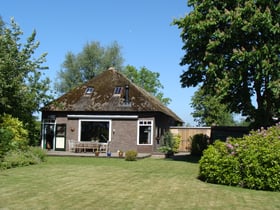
123,65,171,105
191,87,235,126
55,41,124,94
174,0,280,128
0,17,51,145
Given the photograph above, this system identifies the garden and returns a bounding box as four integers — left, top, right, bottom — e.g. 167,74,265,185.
1,155,280,209
1,115,280,209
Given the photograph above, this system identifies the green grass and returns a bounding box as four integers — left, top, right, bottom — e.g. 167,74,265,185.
0,156,280,210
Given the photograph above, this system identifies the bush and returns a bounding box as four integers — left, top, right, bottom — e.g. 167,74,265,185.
191,134,209,156
125,150,138,161
0,147,47,170
158,132,181,155
0,114,29,150
0,128,14,160
199,124,280,191
172,134,181,153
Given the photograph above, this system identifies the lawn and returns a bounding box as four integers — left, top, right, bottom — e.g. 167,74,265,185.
0,155,279,210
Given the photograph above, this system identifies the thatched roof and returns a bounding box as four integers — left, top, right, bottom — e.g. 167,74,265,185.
42,68,183,123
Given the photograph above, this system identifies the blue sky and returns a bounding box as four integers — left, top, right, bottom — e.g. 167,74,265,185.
1,0,197,125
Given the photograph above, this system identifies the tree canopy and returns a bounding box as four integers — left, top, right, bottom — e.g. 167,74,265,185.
0,17,51,144
55,41,124,93
174,0,280,128
123,65,171,105
191,87,235,126
55,42,170,105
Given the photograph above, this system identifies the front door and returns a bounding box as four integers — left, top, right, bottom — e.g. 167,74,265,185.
55,124,66,151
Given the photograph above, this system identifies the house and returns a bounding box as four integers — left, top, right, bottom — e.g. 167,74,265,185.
41,68,183,154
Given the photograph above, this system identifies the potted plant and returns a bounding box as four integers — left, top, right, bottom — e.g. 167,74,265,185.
94,149,100,157
118,150,124,157
158,146,173,158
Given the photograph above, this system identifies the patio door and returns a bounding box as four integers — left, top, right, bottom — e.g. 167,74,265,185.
42,121,55,150
55,124,66,151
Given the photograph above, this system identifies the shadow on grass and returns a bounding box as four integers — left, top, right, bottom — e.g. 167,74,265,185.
164,153,201,163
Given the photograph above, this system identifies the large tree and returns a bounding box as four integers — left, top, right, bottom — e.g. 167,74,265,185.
55,41,124,93
0,17,51,144
123,65,171,105
191,87,235,126
174,0,280,128
55,42,171,105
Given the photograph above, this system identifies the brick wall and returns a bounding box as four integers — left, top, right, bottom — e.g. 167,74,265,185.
109,119,138,152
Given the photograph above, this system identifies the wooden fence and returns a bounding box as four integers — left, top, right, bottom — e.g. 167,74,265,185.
170,127,211,152
170,126,249,152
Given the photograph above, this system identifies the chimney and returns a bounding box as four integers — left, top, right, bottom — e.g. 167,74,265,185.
124,85,130,105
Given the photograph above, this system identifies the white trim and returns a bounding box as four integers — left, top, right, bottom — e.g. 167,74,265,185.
41,121,56,151
137,120,153,145
78,119,112,143
68,115,138,119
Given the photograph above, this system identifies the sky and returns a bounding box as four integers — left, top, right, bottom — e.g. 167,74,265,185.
1,0,197,125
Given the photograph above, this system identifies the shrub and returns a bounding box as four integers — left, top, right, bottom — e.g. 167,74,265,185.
125,150,138,161
172,134,181,153
0,147,47,170
0,114,28,150
0,128,14,160
199,124,280,191
158,132,181,155
158,146,172,154
191,134,209,156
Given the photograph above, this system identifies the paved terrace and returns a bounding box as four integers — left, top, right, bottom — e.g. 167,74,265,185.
46,151,154,159
46,151,190,159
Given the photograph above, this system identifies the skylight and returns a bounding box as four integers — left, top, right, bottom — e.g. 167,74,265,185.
113,87,123,95
85,87,94,94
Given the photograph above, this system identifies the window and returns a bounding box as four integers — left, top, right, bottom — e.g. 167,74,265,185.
85,87,94,95
138,120,153,145
80,120,111,142
113,87,123,95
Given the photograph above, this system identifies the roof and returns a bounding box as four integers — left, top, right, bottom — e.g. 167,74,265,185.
42,68,183,123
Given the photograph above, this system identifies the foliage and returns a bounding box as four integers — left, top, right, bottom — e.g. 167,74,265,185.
123,65,171,105
55,41,124,94
158,132,181,155
0,128,14,160
191,87,236,126
125,150,138,161
172,134,181,153
199,124,280,191
54,42,171,105
158,145,172,154
0,114,28,151
190,133,210,156
0,17,51,144
27,120,41,146
0,146,47,170
174,0,280,128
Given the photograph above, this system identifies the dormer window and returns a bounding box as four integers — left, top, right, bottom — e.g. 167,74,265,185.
85,87,94,95
113,87,123,95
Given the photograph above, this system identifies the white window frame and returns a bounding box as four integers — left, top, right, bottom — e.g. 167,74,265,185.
137,120,153,145
78,119,112,142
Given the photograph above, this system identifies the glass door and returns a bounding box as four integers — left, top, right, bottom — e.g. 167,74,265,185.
55,124,66,151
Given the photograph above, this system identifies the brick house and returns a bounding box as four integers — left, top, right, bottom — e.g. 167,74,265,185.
41,68,183,153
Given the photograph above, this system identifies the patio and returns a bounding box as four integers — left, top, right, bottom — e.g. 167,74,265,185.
46,150,152,159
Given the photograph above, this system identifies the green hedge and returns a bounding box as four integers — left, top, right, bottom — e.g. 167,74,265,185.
0,147,47,170
199,124,280,191
191,134,209,156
